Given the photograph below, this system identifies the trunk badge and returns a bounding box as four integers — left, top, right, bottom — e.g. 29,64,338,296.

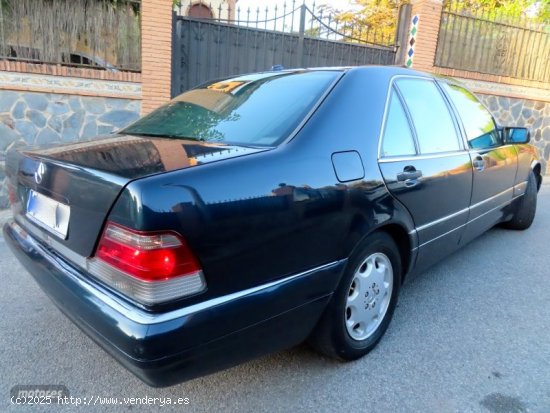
34,162,46,184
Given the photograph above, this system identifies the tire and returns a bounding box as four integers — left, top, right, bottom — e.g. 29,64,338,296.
308,232,401,361
503,170,537,230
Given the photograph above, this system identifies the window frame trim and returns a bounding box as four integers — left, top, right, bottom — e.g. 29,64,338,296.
378,151,471,163
377,74,468,160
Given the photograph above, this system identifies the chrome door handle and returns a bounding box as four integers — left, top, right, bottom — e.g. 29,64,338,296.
397,166,422,182
473,156,485,171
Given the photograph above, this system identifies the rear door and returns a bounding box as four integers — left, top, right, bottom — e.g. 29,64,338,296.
378,77,473,271
439,82,518,243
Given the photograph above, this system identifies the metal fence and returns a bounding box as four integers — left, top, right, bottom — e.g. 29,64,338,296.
435,0,550,82
0,0,141,72
172,1,402,95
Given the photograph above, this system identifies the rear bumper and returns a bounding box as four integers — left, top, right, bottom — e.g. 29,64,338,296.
3,220,345,387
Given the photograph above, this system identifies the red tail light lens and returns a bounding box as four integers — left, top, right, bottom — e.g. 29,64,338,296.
89,222,206,305
96,222,201,282
8,184,17,206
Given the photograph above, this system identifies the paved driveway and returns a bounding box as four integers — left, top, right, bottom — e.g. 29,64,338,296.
1,185,549,413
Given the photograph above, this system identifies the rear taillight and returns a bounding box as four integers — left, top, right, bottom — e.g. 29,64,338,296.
8,185,17,206
88,222,206,305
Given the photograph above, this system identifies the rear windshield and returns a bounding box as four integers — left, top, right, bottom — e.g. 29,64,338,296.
122,71,340,146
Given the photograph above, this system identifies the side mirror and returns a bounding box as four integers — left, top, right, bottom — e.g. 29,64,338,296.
503,127,530,144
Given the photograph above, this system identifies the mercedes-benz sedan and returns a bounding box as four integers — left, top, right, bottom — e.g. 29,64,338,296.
4,66,541,386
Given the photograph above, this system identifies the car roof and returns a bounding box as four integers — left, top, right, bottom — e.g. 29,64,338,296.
271,65,433,78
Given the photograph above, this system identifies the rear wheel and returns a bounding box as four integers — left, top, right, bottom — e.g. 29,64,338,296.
503,170,537,230
309,232,401,360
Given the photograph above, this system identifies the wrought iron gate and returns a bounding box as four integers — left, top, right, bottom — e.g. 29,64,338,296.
172,3,405,96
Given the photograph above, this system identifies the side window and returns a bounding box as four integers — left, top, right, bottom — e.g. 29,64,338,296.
441,83,500,150
381,89,416,157
396,78,461,154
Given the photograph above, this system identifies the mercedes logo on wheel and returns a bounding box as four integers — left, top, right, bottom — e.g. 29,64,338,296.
34,162,46,184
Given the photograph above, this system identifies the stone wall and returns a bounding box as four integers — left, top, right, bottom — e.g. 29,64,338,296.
0,89,140,208
477,94,549,175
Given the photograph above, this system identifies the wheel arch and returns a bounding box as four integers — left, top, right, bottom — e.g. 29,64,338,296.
374,223,413,283
347,221,415,284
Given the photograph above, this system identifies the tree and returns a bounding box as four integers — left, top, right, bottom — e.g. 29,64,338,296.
444,0,538,16
319,0,408,45
324,0,548,45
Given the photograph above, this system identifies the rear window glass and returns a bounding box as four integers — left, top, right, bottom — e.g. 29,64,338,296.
122,71,340,146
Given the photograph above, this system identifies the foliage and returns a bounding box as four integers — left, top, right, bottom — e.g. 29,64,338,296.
445,0,539,16
323,0,549,42
319,0,407,43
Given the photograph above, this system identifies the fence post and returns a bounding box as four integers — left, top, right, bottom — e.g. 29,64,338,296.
296,4,307,67
394,4,412,66
407,0,444,72
141,0,174,115
171,11,180,98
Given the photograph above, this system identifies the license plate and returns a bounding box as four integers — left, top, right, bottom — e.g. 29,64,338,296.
26,190,70,239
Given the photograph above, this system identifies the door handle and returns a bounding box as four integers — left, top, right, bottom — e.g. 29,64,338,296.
473,156,485,171
397,166,423,182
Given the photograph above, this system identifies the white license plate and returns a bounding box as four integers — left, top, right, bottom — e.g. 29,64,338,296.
26,190,70,239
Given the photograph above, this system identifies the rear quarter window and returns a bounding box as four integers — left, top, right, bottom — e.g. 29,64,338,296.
381,89,417,158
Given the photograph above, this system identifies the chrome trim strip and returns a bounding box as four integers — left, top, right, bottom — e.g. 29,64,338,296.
414,185,516,234
415,207,469,232
467,194,521,226
418,221,464,248
379,151,469,163
15,215,88,268
10,218,342,326
418,193,523,248
468,145,515,157
513,181,528,194
144,262,341,324
470,187,513,211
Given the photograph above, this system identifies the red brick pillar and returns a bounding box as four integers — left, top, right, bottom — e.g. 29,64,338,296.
408,0,444,72
141,0,173,115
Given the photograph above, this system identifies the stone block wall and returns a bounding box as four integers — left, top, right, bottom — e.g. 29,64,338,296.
477,94,549,174
0,89,140,208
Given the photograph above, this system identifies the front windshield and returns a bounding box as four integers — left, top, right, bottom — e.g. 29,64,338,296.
122,70,340,146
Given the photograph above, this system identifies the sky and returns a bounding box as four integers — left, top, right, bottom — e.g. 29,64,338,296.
231,0,358,31
237,0,355,14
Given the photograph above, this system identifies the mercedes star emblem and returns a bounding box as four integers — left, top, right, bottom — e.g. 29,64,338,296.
34,162,46,184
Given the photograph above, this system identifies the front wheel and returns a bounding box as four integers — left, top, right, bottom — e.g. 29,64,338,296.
308,232,401,360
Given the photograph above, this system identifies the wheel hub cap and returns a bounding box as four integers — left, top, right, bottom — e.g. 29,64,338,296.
345,252,393,341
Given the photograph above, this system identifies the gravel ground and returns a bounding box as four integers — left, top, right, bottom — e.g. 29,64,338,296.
1,184,549,413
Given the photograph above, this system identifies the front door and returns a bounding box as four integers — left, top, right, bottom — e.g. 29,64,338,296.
439,82,518,243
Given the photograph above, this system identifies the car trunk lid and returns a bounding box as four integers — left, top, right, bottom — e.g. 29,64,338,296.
6,134,267,257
